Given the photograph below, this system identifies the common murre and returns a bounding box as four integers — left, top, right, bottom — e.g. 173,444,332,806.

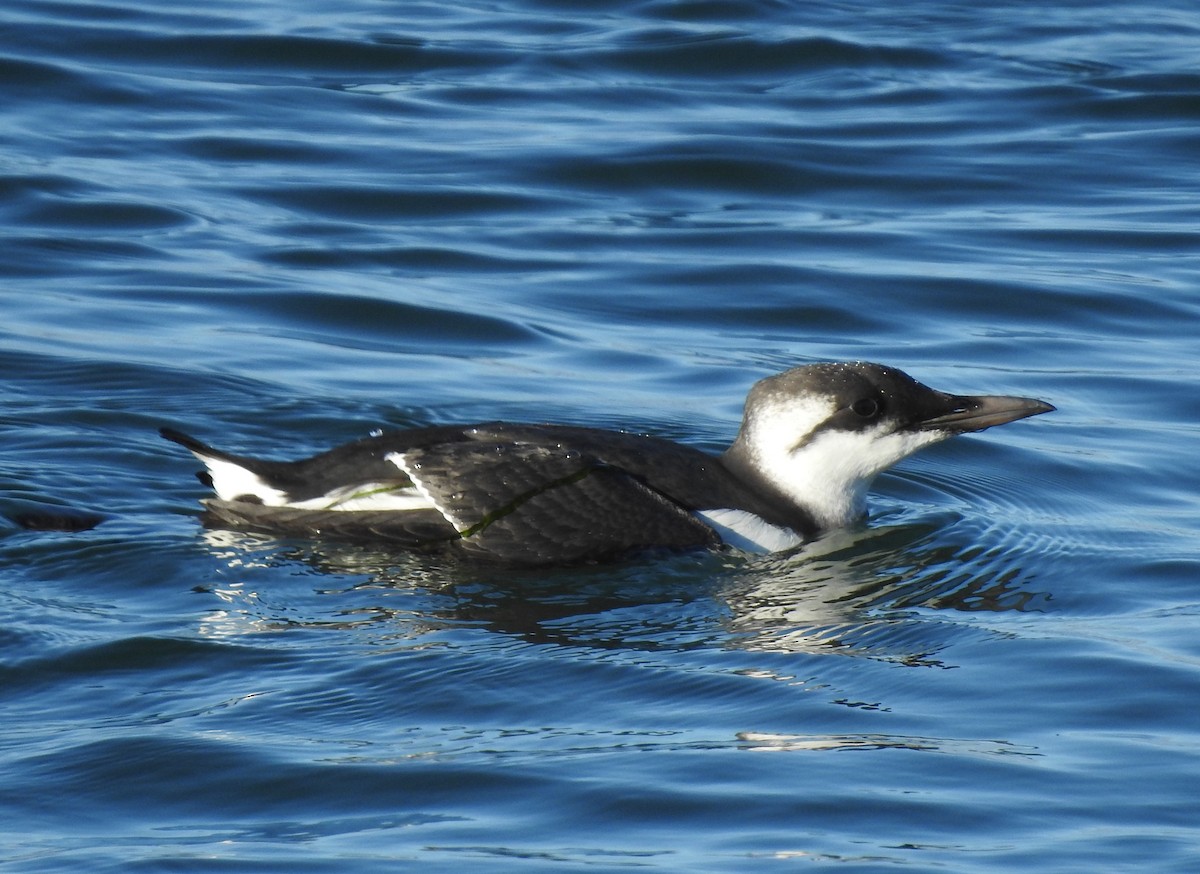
162,362,1054,566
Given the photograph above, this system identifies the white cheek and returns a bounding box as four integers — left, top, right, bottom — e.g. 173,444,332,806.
772,426,949,529
799,427,947,480
840,427,948,474
785,430,878,493
734,397,956,532
745,397,834,463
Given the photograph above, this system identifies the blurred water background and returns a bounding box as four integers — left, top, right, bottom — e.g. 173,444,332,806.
2,0,1199,871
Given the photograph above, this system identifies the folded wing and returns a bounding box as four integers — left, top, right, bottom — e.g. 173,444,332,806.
392,441,718,564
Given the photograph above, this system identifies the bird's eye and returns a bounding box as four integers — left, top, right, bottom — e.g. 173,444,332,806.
851,397,880,418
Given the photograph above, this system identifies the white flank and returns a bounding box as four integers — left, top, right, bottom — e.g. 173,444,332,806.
386,452,467,532
288,484,434,512
194,452,432,512
201,457,290,505
695,508,805,554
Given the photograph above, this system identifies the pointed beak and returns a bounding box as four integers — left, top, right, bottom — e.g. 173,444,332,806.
917,393,1056,433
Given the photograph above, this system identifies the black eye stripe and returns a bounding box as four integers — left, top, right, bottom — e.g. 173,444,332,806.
790,396,888,451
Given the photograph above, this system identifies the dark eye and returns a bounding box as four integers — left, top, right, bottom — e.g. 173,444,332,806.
851,397,880,418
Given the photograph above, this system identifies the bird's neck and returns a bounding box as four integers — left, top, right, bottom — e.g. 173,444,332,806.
721,438,871,535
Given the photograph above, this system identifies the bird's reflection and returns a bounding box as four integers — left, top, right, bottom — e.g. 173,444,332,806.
193,512,1051,664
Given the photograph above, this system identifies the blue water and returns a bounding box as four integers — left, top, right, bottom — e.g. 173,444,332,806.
3,0,1199,870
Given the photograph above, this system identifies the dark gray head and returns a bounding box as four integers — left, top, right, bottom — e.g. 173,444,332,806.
725,361,1055,530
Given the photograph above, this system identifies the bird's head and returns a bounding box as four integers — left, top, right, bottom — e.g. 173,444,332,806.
724,361,1055,531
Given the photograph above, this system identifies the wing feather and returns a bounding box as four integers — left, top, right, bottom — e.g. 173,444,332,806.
396,442,718,564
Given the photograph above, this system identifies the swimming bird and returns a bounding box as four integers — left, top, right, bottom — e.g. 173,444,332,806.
162,361,1053,566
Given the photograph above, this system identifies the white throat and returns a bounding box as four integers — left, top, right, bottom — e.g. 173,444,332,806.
732,397,948,532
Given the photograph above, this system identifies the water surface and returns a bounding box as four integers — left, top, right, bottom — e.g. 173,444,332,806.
2,1,1199,871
